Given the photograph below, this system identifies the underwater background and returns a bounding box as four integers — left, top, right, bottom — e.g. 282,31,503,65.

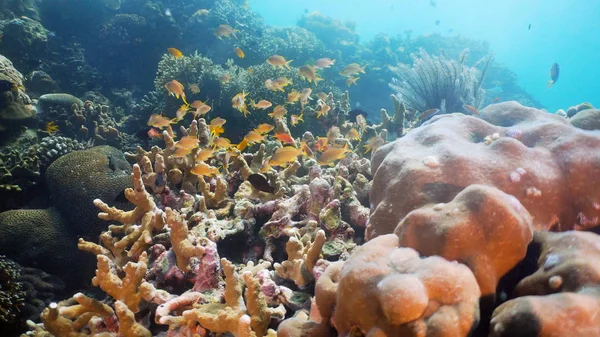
1,0,600,336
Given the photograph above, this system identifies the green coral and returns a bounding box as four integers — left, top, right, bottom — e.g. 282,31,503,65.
0,256,26,325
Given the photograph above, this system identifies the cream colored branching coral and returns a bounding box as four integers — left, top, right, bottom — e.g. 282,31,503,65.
198,175,228,209
274,230,326,287
41,292,114,336
183,258,285,337
165,207,206,272
83,164,165,259
93,252,148,313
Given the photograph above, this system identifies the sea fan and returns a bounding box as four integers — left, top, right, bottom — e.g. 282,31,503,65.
390,48,492,114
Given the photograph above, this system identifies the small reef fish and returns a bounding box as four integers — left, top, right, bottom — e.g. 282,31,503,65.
268,105,288,118
173,146,193,158
327,126,340,142
265,79,284,92
196,148,214,162
346,76,359,86
273,133,296,145
300,141,314,158
168,48,183,58
266,55,293,69
191,100,211,117
247,66,253,73
215,24,238,39
44,121,59,134
176,104,190,120
463,104,480,116
176,136,200,149
189,83,201,94
317,92,328,101
269,146,302,166
148,114,176,129
298,65,323,85
261,157,272,172
493,97,501,103
300,88,312,104
339,63,367,77
419,108,441,122
165,80,188,104
191,162,220,176
356,114,367,131
147,128,162,140
220,74,232,84
213,137,232,149
290,114,304,126
232,90,250,117
254,123,274,134
209,117,226,136
317,143,351,166
364,136,385,154
234,47,245,58
252,99,272,110
245,130,266,143
247,173,275,194
286,90,301,104
316,103,331,118
0,80,23,92
313,58,335,69
349,108,368,120
346,128,361,141
236,138,249,152
315,137,329,152
275,77,293,88
548,63,559,88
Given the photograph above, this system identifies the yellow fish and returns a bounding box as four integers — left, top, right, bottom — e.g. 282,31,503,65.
234,47,245,58
275,77,293,88
339,63,367,77
191,162,220,176
213,137,232,149
236,138,249,152
215,24,238,39
346,128,361,141
209,117,226,136
165,80,188,104
254,123,274,134
300,88,312,105
148,114,176,129
356,114,367,131
173,146,194,158
317,143,351,166
313,58,335,69
364,136,385,154
196,148,214,162
44,121,59,134
316,102,331,118
168,48,183,58
300,141,314,158
189,83,201,94
286,90,301,104
176,135,200,149
346,76,359,86
269,146,302,167
232,90,250,117
298,65,323,85
290,114,304,126
245,130,266,143
268,105,288,119
176,104,190,120
264,79,284,92
266,55,293,69
252,99,272,110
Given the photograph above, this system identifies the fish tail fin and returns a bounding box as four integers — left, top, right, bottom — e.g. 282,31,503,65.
361,64,368,73
285,60,294,70
233,30,239,39
547,80,554,88
314,76,324,85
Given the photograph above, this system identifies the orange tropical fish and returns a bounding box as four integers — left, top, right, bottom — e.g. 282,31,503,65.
266,55,293,69
232,90,250,117
275,77,293,88
213,137,232,148
346,76,359,86
147,128,162,140
346,128,361,141
147,114,176,129
298,65,323,85
268,105,288,119
191,162,220,176
176,104,190,120
196,148,214,162
316,103,331,118
269,146,302,166
220,74,232,84
300,88,312,105
260,156,272,173
286,90,301,104
254,123,274,134
209,117,226,136
173,146,194,158
234,47,245,58
463,104,480,116
194,104,211,117
215,24,238,39
189,83,201,94
339,63,367,77
290,114,304,126
364,136,385,154
176,135,200,149
315,137,329,152
317,143,351,166
264,79,284,92
236,138,249,151
273,133,296,145
252,99,272,110
313,58,335,69
300,141,314,158
317,92,328,101
165,80,188,104
245,130,266,143
327,126,340,141
168,48,183,58
356,114,367,131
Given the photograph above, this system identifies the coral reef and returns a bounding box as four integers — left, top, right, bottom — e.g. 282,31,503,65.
0,17,48,73
0,54,35,135
390,48,491,115
0,256,26,327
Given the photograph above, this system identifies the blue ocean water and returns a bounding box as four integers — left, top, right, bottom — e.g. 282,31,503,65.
249,0,600,112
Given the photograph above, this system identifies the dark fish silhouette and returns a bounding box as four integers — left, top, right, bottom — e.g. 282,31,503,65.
435,20,440,26
548,63,559,88
349,108,368,120
247,173,275,194
528,24,531,30
419,108,441,122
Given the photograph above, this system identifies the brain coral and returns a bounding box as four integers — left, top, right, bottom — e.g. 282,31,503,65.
45,146,132,237
369,101,600,240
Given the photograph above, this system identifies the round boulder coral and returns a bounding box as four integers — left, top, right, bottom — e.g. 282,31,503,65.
45,145,132,237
